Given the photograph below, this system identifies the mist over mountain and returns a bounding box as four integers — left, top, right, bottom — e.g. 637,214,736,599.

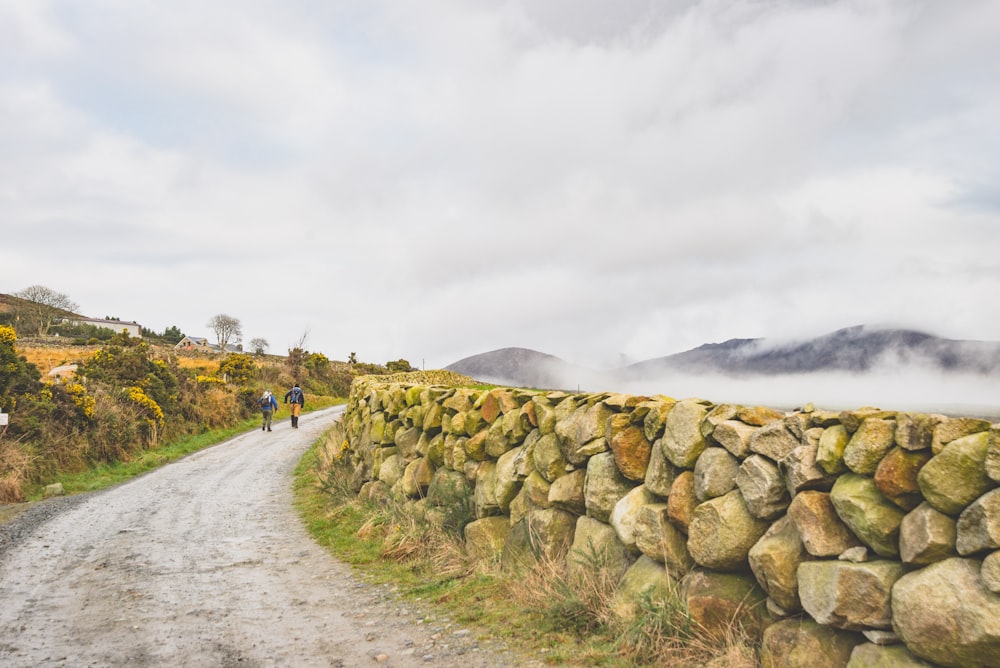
445,327,1000,415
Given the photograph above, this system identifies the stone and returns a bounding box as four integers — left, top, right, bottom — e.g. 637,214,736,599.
688,489,769,571
817,424,850,474
988,424,1000,483
660,399,710,468
610,485,657,553
464,430,488,462
839,408,896,434
612,555,673,620
749,421,801,462
666,471,697,534
547,468,586,516
701,404,739,441
736,454,790,520
918,432,993,516
931,417,993,455
396,427,422,459
839,546,870,563
693,447,739,501
463,409,485,437
480,391,502,423
894,413,940,452
608,415,652,481
874,448,932,511
555,402,614,465
531,397,557,435
644,437,681,498
788,490,863,557
484,419,510,458
861,629,900,645
957,488,1000,555
567,515,632,581
843,418,897,475
584,451,636,523
748,516,808,612
378,453,407,487
632,503,693,577
797,560,904,631
422,401,443,432
847,642,935,667
892,557,1000,667
401,457,434,499
526,507,577,563
473,461,499,518
680,569,767,636
830,474,905,558
494,446,526,512
983,551,1000,593
712,419,757,458
532,433,567,483
642,399,676,442
760,619,862,668
784,441,838,494
522,470,552,509
426,468,472,508
464,517,511,562
738,405,786,426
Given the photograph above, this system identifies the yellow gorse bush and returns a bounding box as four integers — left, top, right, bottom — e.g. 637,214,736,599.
63,382,95,419
125,385,165,426
0,325,16,346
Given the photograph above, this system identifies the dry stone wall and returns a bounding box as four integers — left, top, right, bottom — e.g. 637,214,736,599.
339,376,1000,668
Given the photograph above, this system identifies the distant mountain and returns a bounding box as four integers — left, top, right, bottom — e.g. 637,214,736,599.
445,347,598,390
446,327,1000,390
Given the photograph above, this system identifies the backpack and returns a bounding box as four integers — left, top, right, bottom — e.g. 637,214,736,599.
290,388,302,403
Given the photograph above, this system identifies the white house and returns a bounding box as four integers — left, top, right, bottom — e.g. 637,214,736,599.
71,317,142,338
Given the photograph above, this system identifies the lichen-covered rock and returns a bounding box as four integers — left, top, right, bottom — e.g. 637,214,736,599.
526,507,577,563
666,470,697,533
633,502,693,577
712,419,758,458
918,432,993,516
983,551,1000,594
739,405,786,426
931,417,993,455
701,404,739,441
611,485,657,553
874,448,932,511
494,445,527,512
736,454,790,520
473,461,499,518
817,424,850,474
642,399,676,442
957,488,1000,556
680,569,767,636
830,474,905,558
760,619,863,668
531,397,557,435
987,424,1000,483
584,451,636,523
464,516,511,562
608,414,652,481
749,421,801,462
894,413,940,452
748,515,809,612
401,457,434,499
847,642,935,667
532,432,566,482
660,399,710,468
426,468,472,508
485,418,510,458
788,490,862,557
567,515,632,581
522,470,552,510
688,489,769,571
798,560,904,631
644,437,681,497
396,426,422,459
612,555,672,620
785,441,838,494
844,418,897,475
693,447,739,501
556,401,614,465
840,408,897,434
464,429,488,462
378,453,407,487
892,557,1000,667
548,468,586,516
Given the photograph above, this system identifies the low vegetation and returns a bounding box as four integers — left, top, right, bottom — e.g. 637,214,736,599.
0,324,384,503
294,421,760,667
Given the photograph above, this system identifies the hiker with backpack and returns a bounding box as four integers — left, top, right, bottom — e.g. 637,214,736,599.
284,383,305,428
257,389,278,432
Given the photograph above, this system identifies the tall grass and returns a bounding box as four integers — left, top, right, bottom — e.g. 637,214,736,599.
295,425,762,667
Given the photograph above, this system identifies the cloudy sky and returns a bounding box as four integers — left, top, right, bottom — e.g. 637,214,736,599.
2,0,999,373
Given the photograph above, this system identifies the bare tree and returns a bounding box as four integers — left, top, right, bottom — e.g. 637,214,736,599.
249,337,270,356
12,285,79,336
207,314,242,352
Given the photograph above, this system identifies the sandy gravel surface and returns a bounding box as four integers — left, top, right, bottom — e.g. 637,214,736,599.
0,407,525,667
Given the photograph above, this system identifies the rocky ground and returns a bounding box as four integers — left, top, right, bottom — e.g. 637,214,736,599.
0,407,537,667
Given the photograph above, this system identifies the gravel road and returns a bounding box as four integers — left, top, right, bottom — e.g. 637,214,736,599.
0,407,525,667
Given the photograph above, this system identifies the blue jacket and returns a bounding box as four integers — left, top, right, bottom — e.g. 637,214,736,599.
258,394,278,411
284,386,305,406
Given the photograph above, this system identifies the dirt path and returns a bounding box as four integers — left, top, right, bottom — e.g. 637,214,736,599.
0,407,522,667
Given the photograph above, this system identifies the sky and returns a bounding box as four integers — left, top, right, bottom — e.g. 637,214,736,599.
2,0,999,375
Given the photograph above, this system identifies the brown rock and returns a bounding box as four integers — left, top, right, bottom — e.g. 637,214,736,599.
609,415,653,481
788,491,863,557
760,619,863,668
874,447,932,511
666,471,697,534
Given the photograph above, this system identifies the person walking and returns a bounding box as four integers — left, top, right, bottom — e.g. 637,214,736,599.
284,383,305,428
257,389,278,432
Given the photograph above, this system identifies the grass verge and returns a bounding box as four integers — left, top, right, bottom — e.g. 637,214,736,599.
293,423,761,667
